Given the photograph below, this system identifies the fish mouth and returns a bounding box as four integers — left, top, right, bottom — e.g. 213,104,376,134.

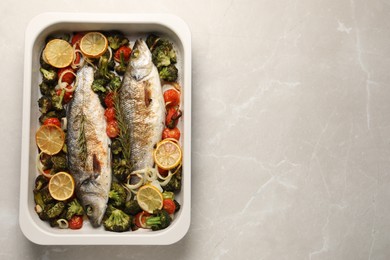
82,193,108,227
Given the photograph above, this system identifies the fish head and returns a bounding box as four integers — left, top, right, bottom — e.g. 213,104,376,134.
78,177,108,227
82,192,107,227
130,39,153,80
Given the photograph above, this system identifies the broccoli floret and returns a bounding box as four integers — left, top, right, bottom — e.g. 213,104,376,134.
34,175,49,191
34,186,54,207
65,198,84,220
51,89,64,111
123,199,142,216
151,40,177,68
145,209,171,231
146,34,160,50
103,205,132,232
39,82,55,96
158,64,178,82
40,68,58,85
50,153,68,174
42,202,65,220
38,96,53,114
163,169,182,192
112,158,131,182
91,78,109,93
40,53,52,69
108,181,127,208
109,76,122,91
106,32,129,51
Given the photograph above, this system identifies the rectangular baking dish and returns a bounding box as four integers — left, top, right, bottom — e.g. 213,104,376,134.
19,12,191,245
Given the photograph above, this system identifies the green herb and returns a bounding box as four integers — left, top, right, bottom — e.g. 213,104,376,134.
77,113,87,165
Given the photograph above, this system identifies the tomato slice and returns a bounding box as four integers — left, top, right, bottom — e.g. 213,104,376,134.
69,215,83,229
163,199,176,215
43,118,61,128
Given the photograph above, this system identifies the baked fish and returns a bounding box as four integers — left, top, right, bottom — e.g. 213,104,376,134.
119,39,165,171
67,65,112,227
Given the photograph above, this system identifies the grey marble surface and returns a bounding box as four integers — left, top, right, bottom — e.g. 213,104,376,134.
2,0,390,259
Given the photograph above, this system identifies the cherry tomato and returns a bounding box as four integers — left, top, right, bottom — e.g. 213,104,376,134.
58,67,75,85
163,199,176,215
104,107,116,122
43,118,61,128
114,45,132,63
158,167,168,177
104,92,115,108
106,120,119,138
71,32,85,48
163,89,180,107
166,107,182,129
162,127,181,140
69,215,83,229
134,211,150,228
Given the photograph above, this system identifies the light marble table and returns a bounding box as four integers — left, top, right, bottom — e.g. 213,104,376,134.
1,0,390,259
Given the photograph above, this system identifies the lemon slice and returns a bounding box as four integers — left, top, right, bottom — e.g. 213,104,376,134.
137,185,163,213
79,32,108,58
43,39,74,68
153,139,182,170
48,172,75,201
35,124,65,155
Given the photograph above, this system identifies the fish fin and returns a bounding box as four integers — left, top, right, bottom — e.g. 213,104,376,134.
144,82,152,107
92,154,101,174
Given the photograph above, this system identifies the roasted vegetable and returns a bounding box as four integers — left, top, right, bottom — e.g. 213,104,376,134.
123,199,142,216
174,200,181,213
145,209,171,231
114,52,127,75
151,39,177,68
40,68,58,85
42,202,66,220
163,168,182,192
39,109,66,125
106,32,129,51
91,78,109,93
38,96,53,114
51,89,65,111
146,34,160,50
50,153,68,174
45,33,71,43
108,181,127,208
103,205,132,232
162,191,175,200
65,198,84,220
108,76,122,91
95,54,115,80
112,157,131,182
39,82,55,96
159,64,178,82
34,175,49,191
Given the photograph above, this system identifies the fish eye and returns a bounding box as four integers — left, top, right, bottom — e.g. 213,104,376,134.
86,205,93,216
132,49,139,58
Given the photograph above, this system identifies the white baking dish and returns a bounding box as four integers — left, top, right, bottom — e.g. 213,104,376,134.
19,12,191,245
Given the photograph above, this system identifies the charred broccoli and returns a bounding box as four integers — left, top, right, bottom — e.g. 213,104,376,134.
107,32,129,51
103,205,132,232
108,181,127,208
114,52,127,75
50,153,68,174
145,209,171,231
91,78,109,93
40,68,58,85
152,42,177,68
158,64,178,82
39,82,55,96
123,199,142,216
95,55,115,80
42,202,65,220
174,200,181,213
163,169,182,192
38,96,53,114
65,198,84,220
34,175,49,191
146,34,160,50
51,89,64,111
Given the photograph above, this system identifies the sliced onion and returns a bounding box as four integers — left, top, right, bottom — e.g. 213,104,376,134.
162,82,181,92
107,47,113,62
71,47,84,69
150,180,163,192
159,173,173,187
125,172,144,190
61,117,67,130
58,69,77,88
145,167,157,182
57,219,69,229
